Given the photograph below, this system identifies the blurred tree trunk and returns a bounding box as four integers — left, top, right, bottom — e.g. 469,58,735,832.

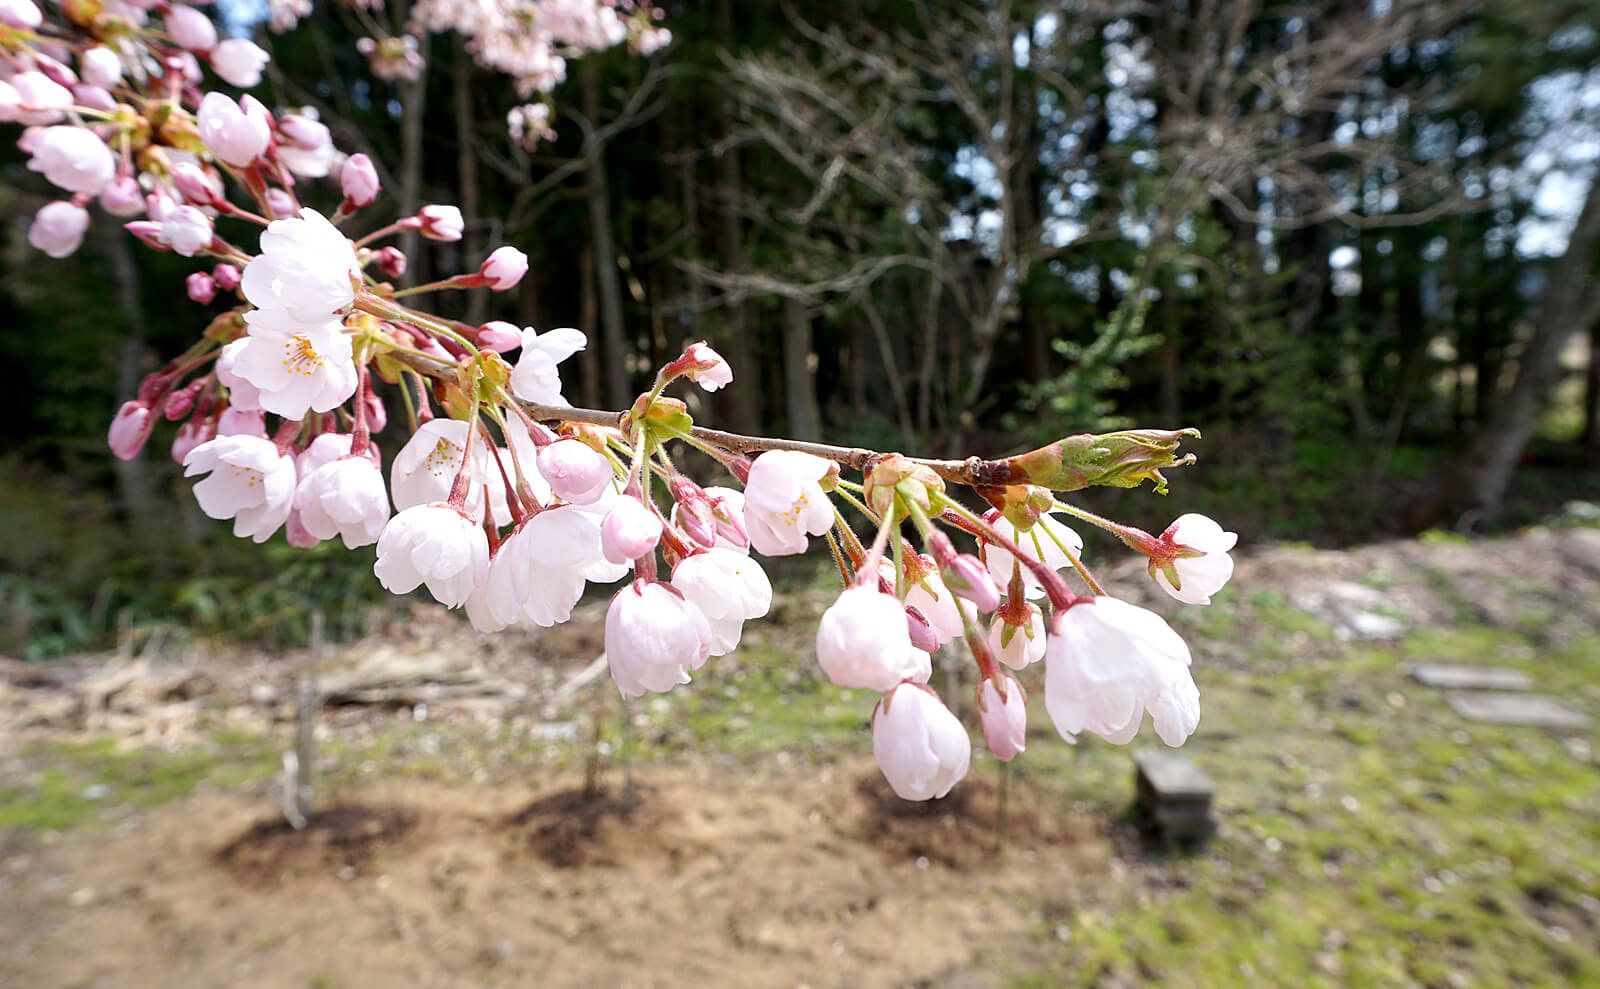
453,41,487,326
104,232,154,528
715,0,759,432
782,298,821,441
582,60,630,409
1584,321,1600,452
1417,172,1600,525
396,0,427,276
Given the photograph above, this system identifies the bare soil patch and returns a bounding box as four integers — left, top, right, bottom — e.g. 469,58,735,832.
218,804,421,885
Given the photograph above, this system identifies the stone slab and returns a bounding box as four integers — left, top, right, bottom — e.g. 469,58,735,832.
1444,692,1591,729
1407,663,1534,692
1135,751,1214,801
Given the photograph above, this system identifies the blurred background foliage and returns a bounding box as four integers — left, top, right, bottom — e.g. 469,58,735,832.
2,0,1598,658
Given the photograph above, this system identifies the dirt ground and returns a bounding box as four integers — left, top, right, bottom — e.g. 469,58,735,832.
2,523,1598,988
1,764,1108,989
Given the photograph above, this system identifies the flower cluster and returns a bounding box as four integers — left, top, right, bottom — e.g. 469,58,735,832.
7,0,1234,804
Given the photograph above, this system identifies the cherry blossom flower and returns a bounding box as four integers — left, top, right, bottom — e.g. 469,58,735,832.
982,509,1084,599
471,504,627,631
241,209,360,322
170,420,212,464
390,418,489,519
28,200,89,258
989,604,1047,670
217,407,266,438
872,683,971,801
743,450,833,557
9,71,71,125
418,204,463,241
277,114,337,177
296,454,391,549
476,321,522,353
210,39,269,88
600,494,662,564
1151,513,1238,605
683,341,732,391
0,0,42,30
197,92,271,167
672,548,772,655
537,437,612,505
605,581,713,698
977,674,1028,761
1044,597,1199,747
374,503,488,607
509,326,585,405
182,434,296,543
26,126,114,194
816,584,928,691
234,308,357,419
80,47,122,89
214,338,263,411
479,246,528,290
99,176,143,217
159,205,214,257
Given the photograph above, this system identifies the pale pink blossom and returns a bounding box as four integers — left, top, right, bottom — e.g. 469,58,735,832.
815,584,926,692
743,450,833,557
182,434,296,542
80,47,123,89
217,407,266,438
340,153,379,206
0,0,42,30
978,674,1028,761
213,263,241,291
197,92,271,166
1152,513,1238,605
160,205,214,257
605,581,713,698
242,208,360,321
170,419,213,463
215,338,262,411
672,548,772,656
27,126,115,194
277,114,336,177
418,203,463,241
600,495,662,565
476,321,522,353
872,684,971,801
296,455,390,548
900,561,963,646
0,80,22,124
537,437,612,505
356,35,424,83
374,504,488,607
471,504,627,631
9,72,72,125
108,401,152,460
210,39,269,88
99,176,143,217
171,161,221,206
982,509,1084,600
683,341,731,392
165,6,217,51
28,200,89,258
509,326,585,405
479,246,527,290
235,308,357,418
390,418,489,519
1044,597,1199,747
989,604,1047,670
72,83,116,113
265,188,295,218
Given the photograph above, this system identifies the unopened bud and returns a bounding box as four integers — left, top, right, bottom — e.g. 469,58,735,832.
601,495,664,565
170,161,221,206
108,400,152,460
943,553,1001,613
977,674,1028,761
478,246,528,291
186,272,216,304
164,380,205,420
905,605,940,653
212,263,241,291
373,246,406,279
477,320,522,353
1000,428,1200,495
417,203,463,242
340,152,380,207
99,176,143,218
669,476,717,548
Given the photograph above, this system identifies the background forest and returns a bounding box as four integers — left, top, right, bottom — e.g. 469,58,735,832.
2,0,1598,658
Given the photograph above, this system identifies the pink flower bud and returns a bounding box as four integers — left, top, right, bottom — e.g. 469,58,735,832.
373,246,406,279
99,176,143,217
418,203,463,241
943,553,1001,612
978,674,1028,761
165,6,218,52
605,581,713,698
476,320,522,353
145,190,175,222
170,418,213,464
478,245,528,290
601,495,664,565
816,584,927,692
160,205,214,257
212,263,241,291
164,380,205,420
80,47,123,89
537,437,612,505
29,201,90,258
27,125,115,195
209,39,268,89
108,400,153,460
187,272,217,304
362,387,387,433
338,152,380,207
668,476,717,548
265,188,295,219
72,84,117,113
197,92,271,167
217,407,266,438
9,71,72,126
905,604,940,653
125,220,168,252
284,510,321,548
171,161,221,206
32,52,77,88
872,684,971,801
